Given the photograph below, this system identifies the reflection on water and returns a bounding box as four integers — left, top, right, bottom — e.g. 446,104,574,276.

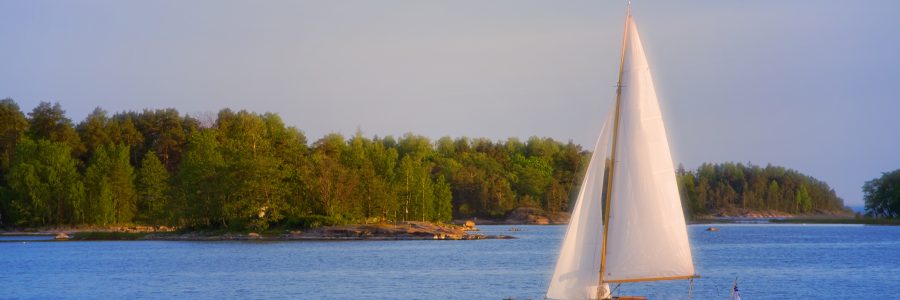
1,224,898,299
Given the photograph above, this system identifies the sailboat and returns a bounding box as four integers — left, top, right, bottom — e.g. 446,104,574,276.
546,4,697,300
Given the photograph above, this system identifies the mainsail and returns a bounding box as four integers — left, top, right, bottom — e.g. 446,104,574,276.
546,10,695,300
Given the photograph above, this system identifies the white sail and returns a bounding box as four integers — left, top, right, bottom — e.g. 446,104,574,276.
546,108,613,300
602,17,695,282
546,12,695,299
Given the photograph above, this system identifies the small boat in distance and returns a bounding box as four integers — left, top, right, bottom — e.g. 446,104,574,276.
546,3,698,300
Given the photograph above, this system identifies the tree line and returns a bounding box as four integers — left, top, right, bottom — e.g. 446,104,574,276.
0,99,586,230
676,162,848,217
0,99,850,230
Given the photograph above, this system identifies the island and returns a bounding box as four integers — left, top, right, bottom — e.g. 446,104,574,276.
2,99,892,237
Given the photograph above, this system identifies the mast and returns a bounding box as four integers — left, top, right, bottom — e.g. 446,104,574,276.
598,3,631,297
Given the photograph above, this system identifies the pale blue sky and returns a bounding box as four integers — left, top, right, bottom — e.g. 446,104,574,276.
2,0,898,206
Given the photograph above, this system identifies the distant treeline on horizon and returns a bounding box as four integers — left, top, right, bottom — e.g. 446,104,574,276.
0,99,848,229
675,162,847,217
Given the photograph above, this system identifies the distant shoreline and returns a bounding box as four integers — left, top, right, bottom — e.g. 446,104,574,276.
0,221,515,241
690,216,900,226
769,217,900,226
3,213,893,241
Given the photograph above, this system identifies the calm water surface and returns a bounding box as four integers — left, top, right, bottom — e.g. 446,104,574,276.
2,224,899,299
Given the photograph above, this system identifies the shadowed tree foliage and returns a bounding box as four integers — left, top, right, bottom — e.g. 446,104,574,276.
172,129,225,228
0,98,28,173
121,108,197,171
136,151,170,224
0,99,29,224
27,102,84,158
676,162,847,216
864,169,900,218
77,107,112,160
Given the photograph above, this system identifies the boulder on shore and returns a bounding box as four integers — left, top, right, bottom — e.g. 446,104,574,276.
55,233,70,240
505,207,569,225
248,232,261,239
463,220,479,231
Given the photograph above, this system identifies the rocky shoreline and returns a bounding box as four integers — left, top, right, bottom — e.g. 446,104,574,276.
453,207,572,226
1,221,513,241
145,222,512,241
692,208,854,220
1,209,861,241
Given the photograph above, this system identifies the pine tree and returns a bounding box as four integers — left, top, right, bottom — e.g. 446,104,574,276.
136,151,170,224
27,102,85,157
77,107,112,158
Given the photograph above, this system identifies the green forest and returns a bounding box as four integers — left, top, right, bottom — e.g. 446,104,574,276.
0,99,849,230
675,163,847,218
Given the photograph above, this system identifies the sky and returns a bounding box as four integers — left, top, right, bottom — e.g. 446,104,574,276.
1,0,899,206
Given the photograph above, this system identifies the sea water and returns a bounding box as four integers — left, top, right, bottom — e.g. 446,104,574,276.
2,224,899,299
